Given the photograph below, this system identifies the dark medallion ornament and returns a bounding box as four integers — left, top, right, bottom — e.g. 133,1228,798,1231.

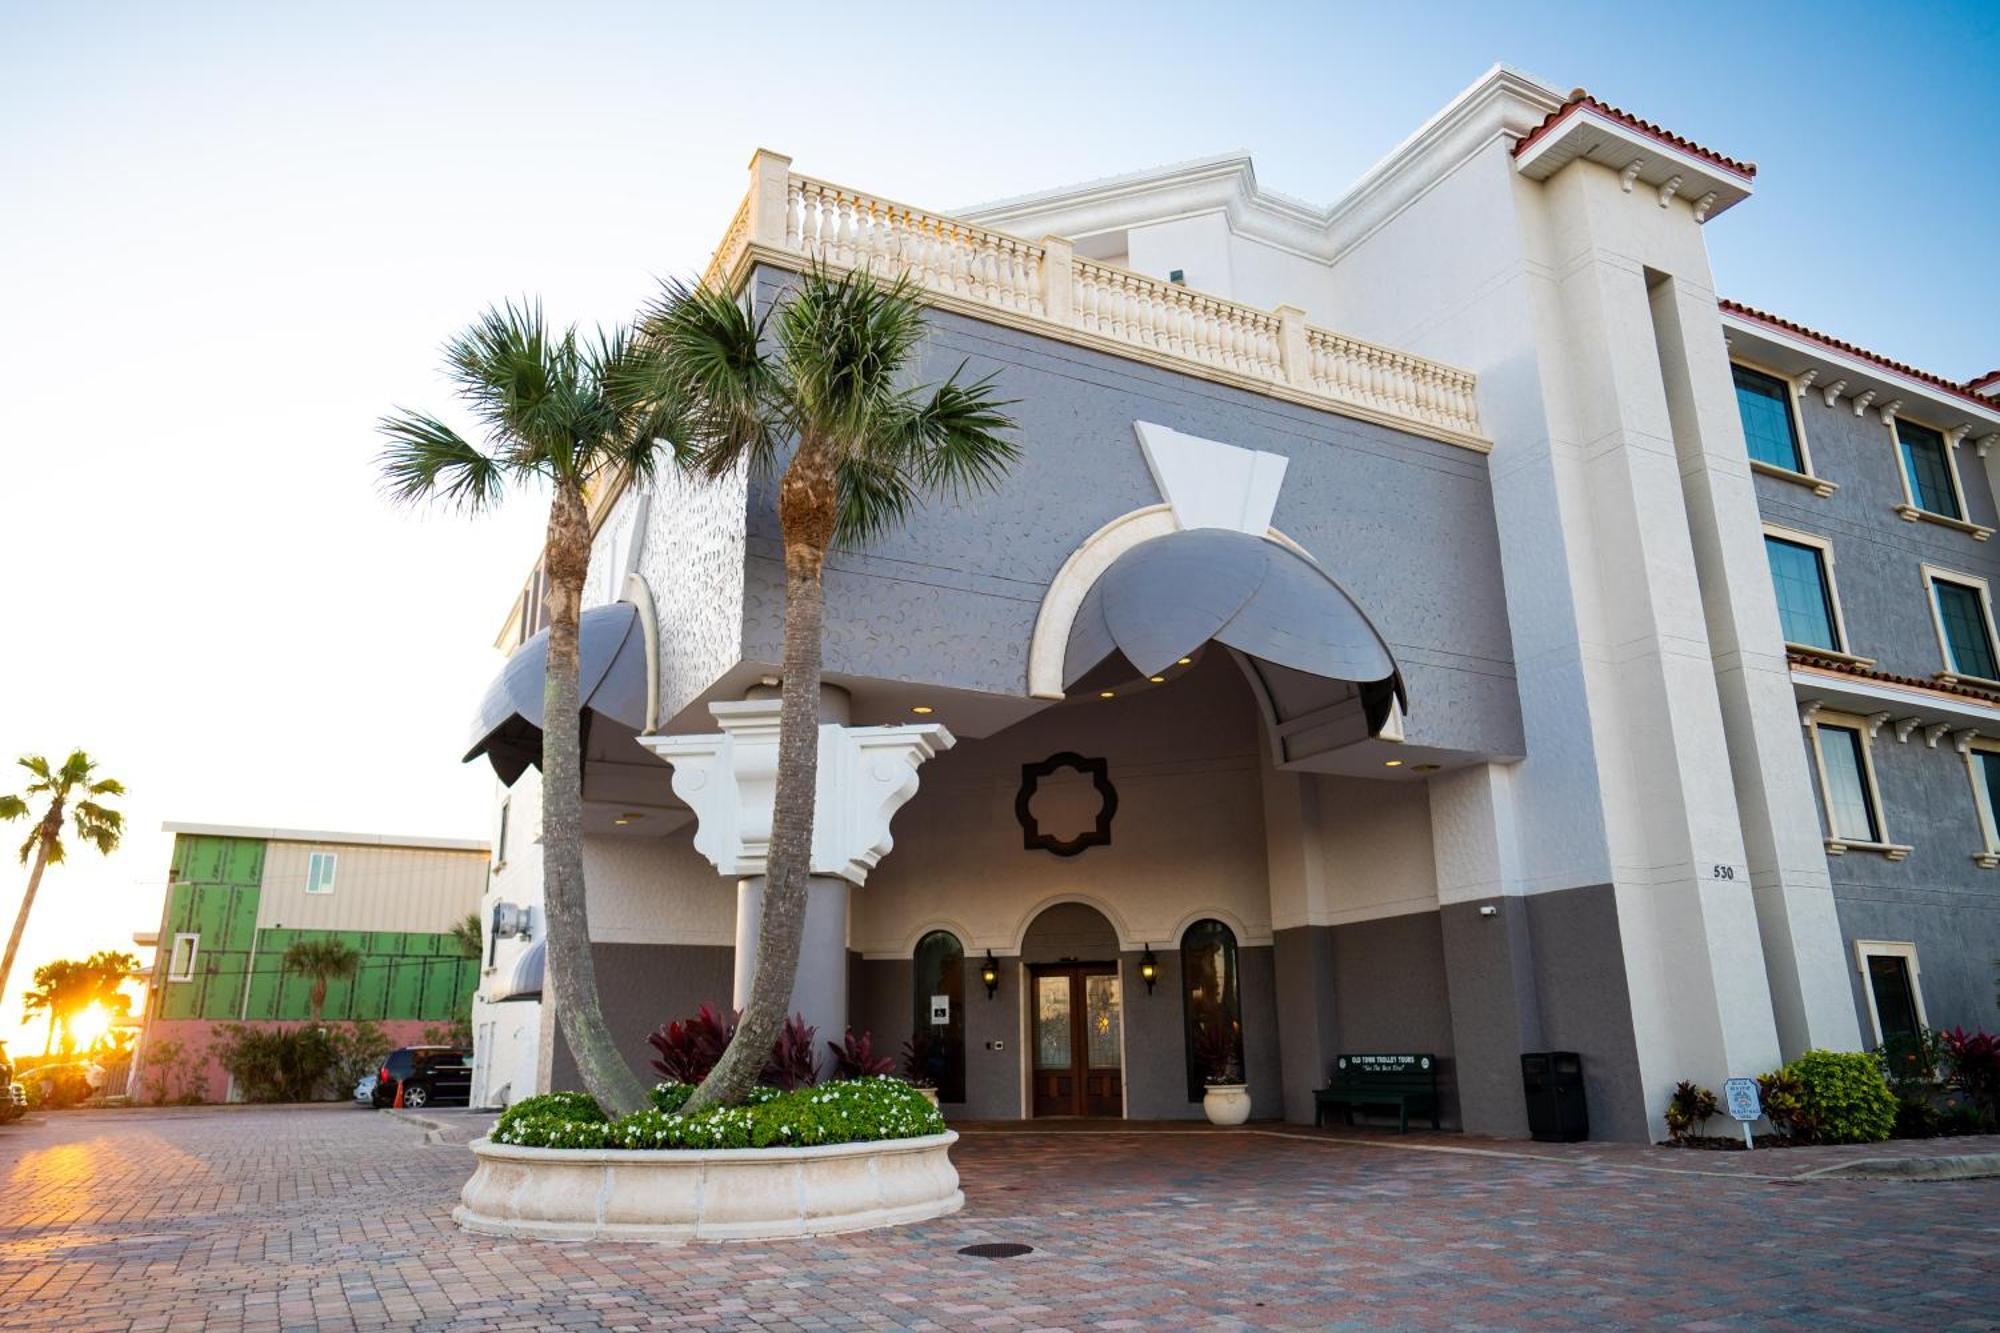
1015,752,1117,857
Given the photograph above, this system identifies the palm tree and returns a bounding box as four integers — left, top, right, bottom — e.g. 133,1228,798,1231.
21,958,93,1055
377,302,672,1116
280,937,360,1025
448,912,483,960
0,751,124,1010
631,265,1016,1113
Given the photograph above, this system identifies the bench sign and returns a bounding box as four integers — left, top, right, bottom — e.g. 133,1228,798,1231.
1723,1077,1760,1150
930,995,951,1026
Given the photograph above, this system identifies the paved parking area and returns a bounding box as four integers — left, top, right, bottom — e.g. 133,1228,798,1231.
1,1105,1995,1330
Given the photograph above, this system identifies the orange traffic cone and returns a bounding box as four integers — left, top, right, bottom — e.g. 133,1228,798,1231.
392,1080,404,1109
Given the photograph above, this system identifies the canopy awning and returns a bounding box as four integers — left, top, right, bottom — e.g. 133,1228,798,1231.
488,937,544,1004
465,602,651,785
1064,527,1406,739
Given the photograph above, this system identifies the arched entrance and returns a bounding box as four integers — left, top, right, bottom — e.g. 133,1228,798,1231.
1021,902,1123,1117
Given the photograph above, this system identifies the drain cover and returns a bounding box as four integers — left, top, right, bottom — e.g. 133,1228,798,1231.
958,1242,1033,1259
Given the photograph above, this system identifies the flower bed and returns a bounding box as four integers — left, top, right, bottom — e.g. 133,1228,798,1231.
456,1077,961,1241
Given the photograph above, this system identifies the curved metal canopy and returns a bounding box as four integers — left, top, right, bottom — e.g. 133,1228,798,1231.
1064,528,1406,735
464,602,650,785
489,937,544,1004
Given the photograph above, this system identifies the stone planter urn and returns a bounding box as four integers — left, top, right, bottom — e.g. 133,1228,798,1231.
1203,1083,1251,1126
915,1086,940,1108
454,1130,961,1242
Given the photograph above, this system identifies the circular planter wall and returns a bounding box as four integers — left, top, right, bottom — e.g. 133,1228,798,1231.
454,1130,962,1242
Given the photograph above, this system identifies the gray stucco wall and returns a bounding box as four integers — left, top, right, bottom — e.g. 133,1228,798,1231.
1755,382,2000,1036
548,942,735,1094
1522,883,1647,1140
740,265,1523,759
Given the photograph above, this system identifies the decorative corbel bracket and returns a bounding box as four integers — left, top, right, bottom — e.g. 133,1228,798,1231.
1798,699,1825,728
1852,389,1877,417
1954,728,1982,756
1978,434,1998,460
1657,175,1684,208
1893,716,1921,744
1795,368,1819,392
1620,158,1646,193
1822,379,1848,409
1878,399,1904,426
1925,722,1951,749
1945,425,1972,449
1692,191,1718,222
1864,711,1893,740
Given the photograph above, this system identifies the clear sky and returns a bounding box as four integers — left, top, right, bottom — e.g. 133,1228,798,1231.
2,0,1995,1040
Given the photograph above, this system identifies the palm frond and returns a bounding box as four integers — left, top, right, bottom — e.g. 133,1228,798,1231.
775,264,929,452
87,778,125,797
443,300,564,458
0,795,24,822
632,277,777,479
375,410,505,512
894,365,1019,499
832,451,920,548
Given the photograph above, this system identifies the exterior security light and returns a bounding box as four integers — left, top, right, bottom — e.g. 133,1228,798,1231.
1384,759,1404,768
1149,675,1165,683
1177,657,1192,665
1099,690,1116,699
910,705,935,715
1139,946,1158,994
980,950,1000,998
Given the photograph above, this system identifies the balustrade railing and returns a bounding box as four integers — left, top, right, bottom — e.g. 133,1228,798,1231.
707,151,1485,448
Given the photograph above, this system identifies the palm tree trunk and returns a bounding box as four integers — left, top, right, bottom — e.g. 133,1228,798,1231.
685,449,835,1114
0,811,58,1008
539,482,649,1117
310,980,326,1026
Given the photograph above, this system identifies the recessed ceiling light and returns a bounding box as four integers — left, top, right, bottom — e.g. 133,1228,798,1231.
613,818,630,826
1099,690,1115,699
1384,759,1404,768
621,812,645,820
1149,675,1165,683
1177,657,1192,666
910,705,934,715
1411,763,1440,773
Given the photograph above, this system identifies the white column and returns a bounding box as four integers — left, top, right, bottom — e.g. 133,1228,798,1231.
641,700,953,1047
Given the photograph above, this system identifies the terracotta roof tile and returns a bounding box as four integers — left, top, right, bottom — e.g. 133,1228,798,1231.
1789,649,2000,707
1722,300,1997,412
1512,90,1756,180
1969,369,2000,394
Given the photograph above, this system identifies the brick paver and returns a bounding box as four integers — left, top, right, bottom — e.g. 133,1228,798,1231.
1,1105,1995,1329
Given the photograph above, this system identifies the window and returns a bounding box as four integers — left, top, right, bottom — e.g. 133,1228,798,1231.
306,851,338,894
911,930,965,1103
1960,741,2000,867
1927,571,1999,682
1180,918,1243,1101
1732,364,1805,472
1815,724,1880,843
1764,535,1841,652
167,933,199,982
1854,942,1926,1046
1895,419,1962,519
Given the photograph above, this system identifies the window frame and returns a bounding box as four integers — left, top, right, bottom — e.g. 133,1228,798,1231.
1801,706,1907,860
1762,523,1865,663
1920,563,2000,688
167,933,199,982
305,850,338,895
1890,413,1992,538
1852,940,1927,1047
494,799,510,869
1179,917,1244,1103
1959,737,2000,869
1732,358,1833,495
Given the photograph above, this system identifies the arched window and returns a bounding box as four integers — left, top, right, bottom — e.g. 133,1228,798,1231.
1181,918,1242,1101
912,930,966,1103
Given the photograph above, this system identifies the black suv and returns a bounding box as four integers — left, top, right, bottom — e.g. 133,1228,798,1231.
372,1046,472,1110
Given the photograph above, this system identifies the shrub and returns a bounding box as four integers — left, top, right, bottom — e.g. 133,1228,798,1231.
1875,1027,1946,1098
764,1015,820,1090
1939,1027,2000,1120
142,1038,204,1105
1761,1050,1895,1144
212,1024,336,1103
1663,1081,1719,1142
827,1029,894,1081
326,1021,391,1098
494,1077,945,1151
646,1003,738,1084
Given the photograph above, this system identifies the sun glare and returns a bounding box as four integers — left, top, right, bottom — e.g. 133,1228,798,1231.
68,1003,113,1050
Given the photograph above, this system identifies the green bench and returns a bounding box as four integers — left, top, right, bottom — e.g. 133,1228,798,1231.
1314,1053,1440,1133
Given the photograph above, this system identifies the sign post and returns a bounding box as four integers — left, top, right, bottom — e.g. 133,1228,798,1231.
1723,1077,1761,1150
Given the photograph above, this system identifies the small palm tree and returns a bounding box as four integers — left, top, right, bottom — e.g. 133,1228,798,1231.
21,958,94,1055
377,303,672,1116
0,751,124,1009
632,265,1016,1113
281,938,360,1025
448,912,483,960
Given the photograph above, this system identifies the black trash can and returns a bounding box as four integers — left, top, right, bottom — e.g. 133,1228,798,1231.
1521,1051,1588,1142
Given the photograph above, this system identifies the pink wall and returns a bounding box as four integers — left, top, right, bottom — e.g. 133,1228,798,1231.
136,1019,446,1104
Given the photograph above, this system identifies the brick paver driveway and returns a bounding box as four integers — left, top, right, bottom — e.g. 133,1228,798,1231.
1,1106,1995,1330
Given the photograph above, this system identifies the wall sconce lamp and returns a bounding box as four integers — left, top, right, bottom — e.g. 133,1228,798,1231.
1139,946,1158,994
980,950,1000,998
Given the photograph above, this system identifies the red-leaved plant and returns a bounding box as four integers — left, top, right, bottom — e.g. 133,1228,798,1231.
827,1028,894,1080
901,1031,938,1089
764,1014,820,1089
647,1003,738,1084
1940,1027,2000,1118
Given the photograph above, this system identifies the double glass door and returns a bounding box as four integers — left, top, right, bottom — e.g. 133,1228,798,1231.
1031,963,1123,1117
